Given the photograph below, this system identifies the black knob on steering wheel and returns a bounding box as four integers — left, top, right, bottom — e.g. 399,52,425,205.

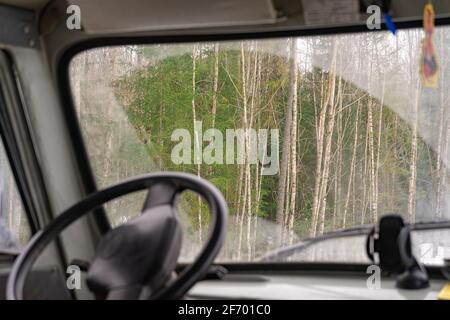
7,172,228,300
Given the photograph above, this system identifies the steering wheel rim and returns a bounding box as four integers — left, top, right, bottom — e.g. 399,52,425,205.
7,172,228,300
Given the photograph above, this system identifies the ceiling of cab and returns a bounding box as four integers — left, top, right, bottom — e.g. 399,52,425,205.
64,0,450,34
69,0,278,34
2,0,450,34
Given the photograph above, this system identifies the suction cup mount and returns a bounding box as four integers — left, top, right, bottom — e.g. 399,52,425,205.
366,214,429,290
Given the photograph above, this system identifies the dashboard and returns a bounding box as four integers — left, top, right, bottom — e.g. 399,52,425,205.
189,271,447,300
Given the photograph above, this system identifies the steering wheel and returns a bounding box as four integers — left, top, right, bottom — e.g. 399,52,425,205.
7,172,228,300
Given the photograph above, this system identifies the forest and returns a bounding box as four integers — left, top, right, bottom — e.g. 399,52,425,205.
69,28,450,261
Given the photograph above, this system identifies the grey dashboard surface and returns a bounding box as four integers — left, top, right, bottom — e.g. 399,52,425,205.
188,273,447,300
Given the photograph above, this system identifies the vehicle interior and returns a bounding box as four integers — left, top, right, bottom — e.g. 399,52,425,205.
0,0,449,300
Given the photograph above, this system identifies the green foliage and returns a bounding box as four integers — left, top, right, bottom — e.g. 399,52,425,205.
109,46,440,239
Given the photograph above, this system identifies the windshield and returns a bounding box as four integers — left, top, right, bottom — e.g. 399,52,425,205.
69,27,450,265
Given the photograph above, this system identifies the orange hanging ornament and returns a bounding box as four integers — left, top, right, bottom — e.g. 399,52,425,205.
421,3,439,88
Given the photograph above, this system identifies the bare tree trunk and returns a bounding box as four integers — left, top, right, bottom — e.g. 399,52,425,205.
276,39,298,236
318,70,339,235
237,42,252,259
246,44,258,259
253,55,263,255
343,103,360,228
288,56,299,244
436,31,445,218
361,120,369,224
316,41,339,235
310,71,328,236
211,43,220,129
333,77,344,229
207,43,220,177
191,45,202,242
408,83,420,223
367,96,377,223
374,76,385,219
391,115,398,211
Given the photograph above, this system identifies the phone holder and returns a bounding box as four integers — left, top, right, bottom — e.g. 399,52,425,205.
366,214,429,290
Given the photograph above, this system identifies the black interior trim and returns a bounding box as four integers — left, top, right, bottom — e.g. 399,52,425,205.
196,263,447,279
57,16,450,256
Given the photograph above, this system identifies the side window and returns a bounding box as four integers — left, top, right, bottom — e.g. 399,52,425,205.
0,138,30,250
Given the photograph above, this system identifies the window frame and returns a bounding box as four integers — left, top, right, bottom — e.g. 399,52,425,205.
0,50,47,235
59,18,450,266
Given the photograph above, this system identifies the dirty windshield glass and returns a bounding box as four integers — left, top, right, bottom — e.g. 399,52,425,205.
0,138,29,251
70,28,450,264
